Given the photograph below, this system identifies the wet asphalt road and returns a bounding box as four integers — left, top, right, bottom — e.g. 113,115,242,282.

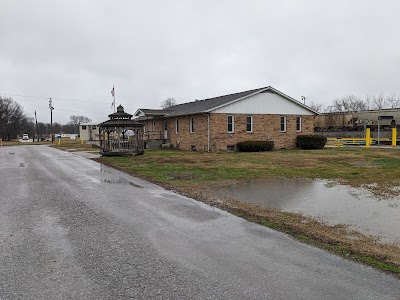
0,146,399,300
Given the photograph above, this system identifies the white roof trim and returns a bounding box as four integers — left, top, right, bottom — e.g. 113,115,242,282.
134,109,145,117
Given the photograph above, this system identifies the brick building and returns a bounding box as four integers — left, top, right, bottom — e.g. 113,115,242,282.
135,86,318,151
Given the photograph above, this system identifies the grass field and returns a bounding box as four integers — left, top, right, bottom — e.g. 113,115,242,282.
1,140,51,146
96,147,400,275
99,147,400,197
51,139,98,151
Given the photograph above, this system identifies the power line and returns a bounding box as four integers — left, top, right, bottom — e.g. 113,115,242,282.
0,91,150,123
0,93,48,100
0,91,137,106
55,108,107,115
53,97,110,105
0,92,110,104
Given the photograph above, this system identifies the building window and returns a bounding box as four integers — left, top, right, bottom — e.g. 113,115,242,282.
246,116,253,133
92,125,96,129
227,145,235,151
296,116,302,132
82,125,87,130
152,120,156,134
227,115,234,133
175,118,179,134
164,121,167,131
280,116,286,132
190,117,194,133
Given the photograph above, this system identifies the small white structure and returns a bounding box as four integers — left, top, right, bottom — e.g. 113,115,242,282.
79,123,100,141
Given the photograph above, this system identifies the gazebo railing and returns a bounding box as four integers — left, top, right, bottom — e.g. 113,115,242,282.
100,139,144,152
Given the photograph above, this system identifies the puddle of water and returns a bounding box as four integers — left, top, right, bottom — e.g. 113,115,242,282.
101,178,143,188
129,182,143,188
99,164,143,188
224,179,400,244
168,173,200,180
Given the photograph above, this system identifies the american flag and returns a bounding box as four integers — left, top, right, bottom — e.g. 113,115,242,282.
111,85,115,109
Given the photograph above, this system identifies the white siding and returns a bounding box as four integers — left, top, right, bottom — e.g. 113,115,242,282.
211,91,315,115
79,123,99,141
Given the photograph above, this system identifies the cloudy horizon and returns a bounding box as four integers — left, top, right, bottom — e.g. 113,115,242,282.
1,0,400,124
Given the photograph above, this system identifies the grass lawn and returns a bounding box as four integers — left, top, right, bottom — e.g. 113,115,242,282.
99,147,400,197
96,147,400,276
52,139,98,151
1,140,51,146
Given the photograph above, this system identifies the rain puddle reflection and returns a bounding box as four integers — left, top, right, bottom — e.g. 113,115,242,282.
224,179,400,244
100,164,143,188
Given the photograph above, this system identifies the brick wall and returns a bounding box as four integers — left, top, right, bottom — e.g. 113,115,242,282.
167,114,209,151
210,114,314,151
142,113,314,151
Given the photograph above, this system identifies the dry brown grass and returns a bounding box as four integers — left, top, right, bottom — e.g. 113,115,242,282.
52,139,97,151
1,140,51,146
1,140,22,146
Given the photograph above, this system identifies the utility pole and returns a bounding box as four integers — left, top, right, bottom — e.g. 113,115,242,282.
32,114,35,142
35,110,39,141
49,98,54,143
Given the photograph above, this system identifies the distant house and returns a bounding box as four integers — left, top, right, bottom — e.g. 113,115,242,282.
79,123,99,141
135,86,318,151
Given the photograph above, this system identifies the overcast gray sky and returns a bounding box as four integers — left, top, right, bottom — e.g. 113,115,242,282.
1,0,400,124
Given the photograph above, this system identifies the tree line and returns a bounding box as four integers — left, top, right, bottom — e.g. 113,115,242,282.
309,93,400,113
0,96,91,140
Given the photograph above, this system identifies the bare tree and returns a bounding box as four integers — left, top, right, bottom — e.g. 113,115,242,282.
385,94,400,109
370,93,388,110
329,95,368,112
307,100,324,112
0,96,30,140
52,122,62,135
161,97,177,109
67,115,92,133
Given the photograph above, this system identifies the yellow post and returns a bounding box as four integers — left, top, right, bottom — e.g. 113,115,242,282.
58,138,61,145
366,128,371,149
392,127,397,147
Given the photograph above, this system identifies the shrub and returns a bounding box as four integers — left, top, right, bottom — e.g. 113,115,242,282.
236,140,274,152
296,135,327,149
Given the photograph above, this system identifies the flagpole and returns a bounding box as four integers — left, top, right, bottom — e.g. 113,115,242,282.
113,84,116,113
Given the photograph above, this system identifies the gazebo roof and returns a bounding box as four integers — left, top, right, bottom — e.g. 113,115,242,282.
99,105,144,128
108,104,133,119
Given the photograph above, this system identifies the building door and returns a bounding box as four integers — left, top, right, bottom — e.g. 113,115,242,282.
163,121,168,140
